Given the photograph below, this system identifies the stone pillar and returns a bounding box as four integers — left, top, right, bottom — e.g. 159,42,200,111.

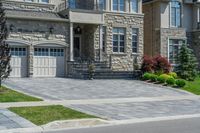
70,23,74,61
28,44,34,78
99,24,103,61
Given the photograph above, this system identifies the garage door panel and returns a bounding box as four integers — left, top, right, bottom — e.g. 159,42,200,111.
10,47,28,78
33,47,65,77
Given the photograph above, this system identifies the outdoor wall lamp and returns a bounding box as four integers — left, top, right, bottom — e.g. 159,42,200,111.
49,26,54,34
9,24,14,32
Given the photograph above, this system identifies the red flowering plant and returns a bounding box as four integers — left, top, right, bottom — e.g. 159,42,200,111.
141,55,155,73
153,55,172,74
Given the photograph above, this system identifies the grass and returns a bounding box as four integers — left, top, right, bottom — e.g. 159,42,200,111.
9,105,97,125
0,86,42,102
182,77,200,95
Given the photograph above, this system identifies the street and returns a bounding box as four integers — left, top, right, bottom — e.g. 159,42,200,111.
45,117,200,133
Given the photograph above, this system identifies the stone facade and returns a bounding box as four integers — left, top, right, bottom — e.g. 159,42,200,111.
103,13,144,71
160,28,186,57
191,31,200,68
7,19,69,77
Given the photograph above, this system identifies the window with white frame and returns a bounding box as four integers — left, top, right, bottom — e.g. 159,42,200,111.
169,39,186,64
132,28,138,53
102,26,106,52
34,48,64,57
24,0,33,2
113,0,125,12
99,0,106,10
40,0,49,3
131,0,138,13
170,0,181,27
10,47,27,56
113,28,125,53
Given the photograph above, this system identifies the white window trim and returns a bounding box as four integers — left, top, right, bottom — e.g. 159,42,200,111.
169,1,182,28
132,28,139,54
112,28,126,53
167,38,186,66
130,0,139,13
112,0,126,12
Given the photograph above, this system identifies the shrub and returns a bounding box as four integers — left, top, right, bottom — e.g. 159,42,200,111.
159,74,172,82
150,74,158,82
176,44,198,81
166,77,176,86
169,72,178,79
141,55,155,73
176,79,186,87
142,73,152,80
153,55,171,74
157,76,166,83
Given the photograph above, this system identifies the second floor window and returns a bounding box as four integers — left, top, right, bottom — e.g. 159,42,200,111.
171,1,181,27
113,0,125,12
99,0,106,10
131,0,138,13
113,28,125,53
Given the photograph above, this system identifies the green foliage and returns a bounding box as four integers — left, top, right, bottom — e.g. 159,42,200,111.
176,44,198,81
176,79,186,88
142,73,152,80
88,64,95,80
168,72,178,79
150,74,158,82
157,76,166,83
159,74,172,82
0,2,11,87
166,77,176,85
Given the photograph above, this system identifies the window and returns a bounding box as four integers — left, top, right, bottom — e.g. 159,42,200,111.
11,47,26,56
171,0,181,27
132,28,138,53
113,0,125,12
50,48,64,57
34,48,64,57
24,0,33,2
40,0,49,3
131,0,138,13
99,0,106,10
102,26,106,52
113,28,125,53
169,39,186,64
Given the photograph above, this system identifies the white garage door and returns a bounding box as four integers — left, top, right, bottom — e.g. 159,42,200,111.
33,47,65,77
10,47,28,77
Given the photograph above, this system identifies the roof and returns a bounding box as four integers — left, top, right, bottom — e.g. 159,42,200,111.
5,9,64,20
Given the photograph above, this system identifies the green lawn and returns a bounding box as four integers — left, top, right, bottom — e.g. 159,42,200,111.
0,86,42,102
9,105,97,125
182,77,200,95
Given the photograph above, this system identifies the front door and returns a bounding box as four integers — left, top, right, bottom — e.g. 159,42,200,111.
74,36,81,59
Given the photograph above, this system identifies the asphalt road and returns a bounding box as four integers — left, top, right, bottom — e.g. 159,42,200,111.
45,117,200,133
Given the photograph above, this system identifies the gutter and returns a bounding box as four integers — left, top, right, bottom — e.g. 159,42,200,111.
6,15,69,23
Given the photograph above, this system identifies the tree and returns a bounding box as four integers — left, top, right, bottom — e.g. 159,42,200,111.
0,1,11,87
176,44,198,81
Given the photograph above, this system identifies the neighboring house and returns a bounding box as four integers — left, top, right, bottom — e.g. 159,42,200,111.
143,0,200,66
3,0,144,78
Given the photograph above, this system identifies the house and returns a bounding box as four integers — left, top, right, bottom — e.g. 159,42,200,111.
143,0,200,67
3,0,144,78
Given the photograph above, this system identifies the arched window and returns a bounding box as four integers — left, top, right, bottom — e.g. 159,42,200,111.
171,0,181,27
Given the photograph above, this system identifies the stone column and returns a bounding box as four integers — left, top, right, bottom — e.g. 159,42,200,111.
99,24,103,61
28,44,34,78
70,23,74,61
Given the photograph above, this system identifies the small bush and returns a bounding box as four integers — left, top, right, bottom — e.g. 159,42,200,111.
150,74,158,82
157,76,166,83
141,56,155,73
176,79,186,87
159,74,172,82
153,55,172,74
169,72,178,79
142,73,152,80
166,77,176,86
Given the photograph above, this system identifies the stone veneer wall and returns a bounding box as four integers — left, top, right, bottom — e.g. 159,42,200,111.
7,19,69,77
191,31,200,69
103,13,144,71
160,28,186,57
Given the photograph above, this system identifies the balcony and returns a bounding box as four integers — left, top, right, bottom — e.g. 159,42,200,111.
57,0,104,12
57,0,104,24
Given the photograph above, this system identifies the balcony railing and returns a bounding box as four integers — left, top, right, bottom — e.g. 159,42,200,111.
57,0,104,12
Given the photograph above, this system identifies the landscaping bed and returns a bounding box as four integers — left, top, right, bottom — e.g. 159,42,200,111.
9,105,97,125
0,86,42,102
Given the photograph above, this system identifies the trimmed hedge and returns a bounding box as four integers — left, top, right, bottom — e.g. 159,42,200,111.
176,79,186,87
166,77,176,85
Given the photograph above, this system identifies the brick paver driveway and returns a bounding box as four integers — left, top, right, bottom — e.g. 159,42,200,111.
4,78,200,121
